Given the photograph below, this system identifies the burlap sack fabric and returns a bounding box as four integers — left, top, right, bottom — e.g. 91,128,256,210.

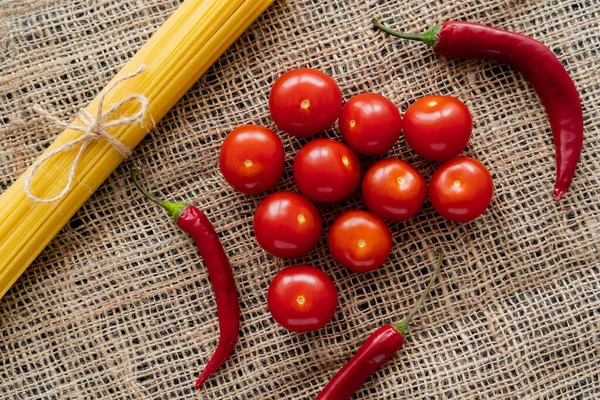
1,0,599,398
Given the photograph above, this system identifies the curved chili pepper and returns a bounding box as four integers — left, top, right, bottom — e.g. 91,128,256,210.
373,19,583,201
316,252,442,400
131,167,240,390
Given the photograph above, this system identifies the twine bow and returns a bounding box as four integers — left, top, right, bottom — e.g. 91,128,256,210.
24,65,148,203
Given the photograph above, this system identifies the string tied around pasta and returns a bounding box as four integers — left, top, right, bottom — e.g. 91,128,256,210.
24,65,148,203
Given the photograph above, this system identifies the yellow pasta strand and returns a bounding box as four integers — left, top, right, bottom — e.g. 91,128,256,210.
0,0,274,299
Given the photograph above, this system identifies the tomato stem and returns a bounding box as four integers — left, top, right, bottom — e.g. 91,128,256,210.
372,19,441,48
131,166,187,221
395,252,443,334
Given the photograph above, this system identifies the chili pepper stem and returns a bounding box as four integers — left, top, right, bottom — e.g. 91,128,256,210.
395,252,443,334
131,166,188,221
372,19,441,48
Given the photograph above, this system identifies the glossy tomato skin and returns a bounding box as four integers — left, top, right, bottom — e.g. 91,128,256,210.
254,192,322,258
404,96,472,161
269,69,342,137
268,265,337,332
328,210,393,272
293,139,361,203
362,158,427,221
339,93,403,155
219,125,285,194
429,157,494,222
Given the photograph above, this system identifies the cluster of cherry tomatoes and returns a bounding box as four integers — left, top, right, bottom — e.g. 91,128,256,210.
219,68,494,332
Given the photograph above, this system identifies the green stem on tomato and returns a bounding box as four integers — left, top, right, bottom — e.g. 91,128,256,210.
395,252,443,334
372,19,441,48
131,166,187,222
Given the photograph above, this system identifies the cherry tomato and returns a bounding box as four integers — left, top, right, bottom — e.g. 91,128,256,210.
254,191,322,258
328,210,393,272
403,95,472,161
268,265,337,332
219,125,285,194
339,93,402,155
429,156,494,222
362,158,427,221
293,139,361,203
269,68,342,137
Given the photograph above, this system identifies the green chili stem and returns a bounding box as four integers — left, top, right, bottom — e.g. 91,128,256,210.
131,166,187,221
395,252,443,334
372,19,441,48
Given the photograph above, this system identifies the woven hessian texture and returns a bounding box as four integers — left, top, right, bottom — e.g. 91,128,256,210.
1,0,599,398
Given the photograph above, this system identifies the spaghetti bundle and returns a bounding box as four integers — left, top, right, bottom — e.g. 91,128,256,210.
0,0,274,299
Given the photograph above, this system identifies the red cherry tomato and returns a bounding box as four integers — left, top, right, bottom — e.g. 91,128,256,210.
429,157,494,222
219,125,285,194
254,191,322,258
328,210,393,272
269,68,342,137
362,158,427,221
268,265,337,332
293,139,361,203
339,93,403,155
403,96,472,161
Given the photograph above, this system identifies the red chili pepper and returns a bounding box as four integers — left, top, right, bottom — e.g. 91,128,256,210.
131,167,240,390
316,253,443,400
373,19,583,201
